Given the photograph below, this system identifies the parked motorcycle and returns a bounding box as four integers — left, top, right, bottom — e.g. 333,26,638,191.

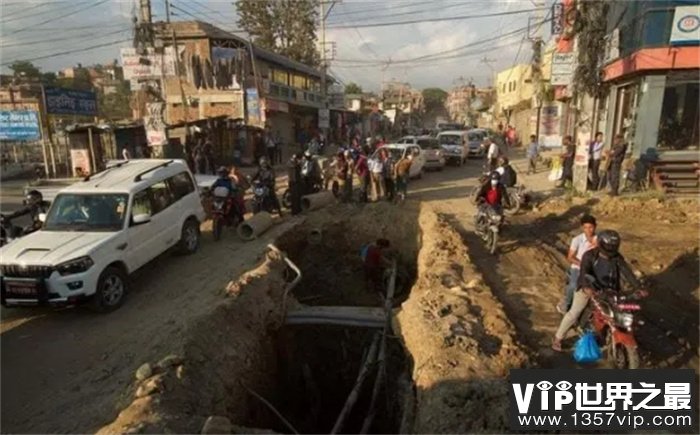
578,274,646,369
476,204,503,255
211,186,242,241
251,180,278,215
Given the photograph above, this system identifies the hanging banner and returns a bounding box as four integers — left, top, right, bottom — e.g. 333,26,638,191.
144,102,167,146
0,110,41,141
551,53,576,86
44,87,97,116
70,149,92,177
120,47,177,80
551,3,564,35
246,88,262,127
318,108,330,129
670,5,700,45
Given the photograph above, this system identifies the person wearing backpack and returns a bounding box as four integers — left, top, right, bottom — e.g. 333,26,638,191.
496,157,517,188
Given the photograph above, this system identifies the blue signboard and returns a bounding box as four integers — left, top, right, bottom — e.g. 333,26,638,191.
0,110,41,141
246,88,262,126
44,86,98,116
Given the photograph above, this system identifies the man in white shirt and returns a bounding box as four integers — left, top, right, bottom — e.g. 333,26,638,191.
369,152,385,201
122,147,131,161
485,137,500,171
588,131,604,190
557,214,598,314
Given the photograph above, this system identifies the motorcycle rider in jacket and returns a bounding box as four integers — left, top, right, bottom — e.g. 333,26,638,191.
474,171,511,231
552,230,647,351
251,157,282,215
3,190,49,234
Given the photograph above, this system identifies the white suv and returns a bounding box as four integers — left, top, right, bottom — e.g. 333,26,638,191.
0,159,206,312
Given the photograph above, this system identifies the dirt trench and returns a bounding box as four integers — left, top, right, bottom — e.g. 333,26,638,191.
97,203,528,434
449,195,699,370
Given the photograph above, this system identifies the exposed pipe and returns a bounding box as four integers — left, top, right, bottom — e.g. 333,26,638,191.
361,261,397,433
267,243,301,312
331,332,382,434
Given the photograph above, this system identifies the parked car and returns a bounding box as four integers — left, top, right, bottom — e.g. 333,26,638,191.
373,144,425,178
0,159,206,312
467,128,488,158
437,130,469,166
416,137,445,171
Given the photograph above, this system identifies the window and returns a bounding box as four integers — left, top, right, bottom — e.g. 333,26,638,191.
417,139,440,149
168,172,195,200
150,181,174,214
272,69,288,85
131,190,153,218
658,78,699,151
292,74,306,89
44,193,128,232
642,9,673,47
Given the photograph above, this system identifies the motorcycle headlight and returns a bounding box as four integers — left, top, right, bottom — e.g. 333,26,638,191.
56,256,94,276
615,312,634,329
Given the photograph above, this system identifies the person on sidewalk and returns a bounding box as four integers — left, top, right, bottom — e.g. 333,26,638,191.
560,135,575,186
526,135,539,175
588,132,604,190
355,147,370,203
485,137,500,172
557,214,597,314
369,151,385,201
394,153,413,202
382,150,395,202
607,134,628,196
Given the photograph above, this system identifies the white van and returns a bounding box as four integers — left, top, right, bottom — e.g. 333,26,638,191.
437,130,469,166
0,159,206,312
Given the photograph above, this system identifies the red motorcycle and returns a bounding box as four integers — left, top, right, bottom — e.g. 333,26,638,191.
579,274,647,369
211,186,243,241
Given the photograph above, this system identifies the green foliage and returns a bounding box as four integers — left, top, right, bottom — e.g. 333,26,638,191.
237,0,320,67
422,88,448,110
98,81,132,120
344,82,363,94
9,61,41,79
573,0,610,99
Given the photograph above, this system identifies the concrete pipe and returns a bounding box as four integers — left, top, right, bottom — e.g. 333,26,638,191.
237,212,273,241
302,190,335,212
308,228,322,244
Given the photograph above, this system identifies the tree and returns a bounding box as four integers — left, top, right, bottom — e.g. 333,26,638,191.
422,88,448,111
237,0,320,66
573,0,610,99
345,82,363,94
9,61,41,79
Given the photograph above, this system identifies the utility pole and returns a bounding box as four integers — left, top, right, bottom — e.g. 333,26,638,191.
529,0,545,142
480,56,497,86
164,0,171,23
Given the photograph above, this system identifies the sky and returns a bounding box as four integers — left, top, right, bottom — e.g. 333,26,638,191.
0,0,551,91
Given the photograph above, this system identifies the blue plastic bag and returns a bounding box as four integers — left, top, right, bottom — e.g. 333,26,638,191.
360,244,369,262
573,331,602,364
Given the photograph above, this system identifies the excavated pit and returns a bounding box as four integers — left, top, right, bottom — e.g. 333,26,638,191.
99,203,527,435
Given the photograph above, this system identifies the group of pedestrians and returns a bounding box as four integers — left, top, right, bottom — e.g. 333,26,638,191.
587,132,628,196
332,145,413,204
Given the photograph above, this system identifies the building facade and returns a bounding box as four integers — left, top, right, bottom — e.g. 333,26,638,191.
601,0,699,158
495,64,535,139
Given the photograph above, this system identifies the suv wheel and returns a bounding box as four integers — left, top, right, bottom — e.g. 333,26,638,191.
91,266,127,313
177,219,200,255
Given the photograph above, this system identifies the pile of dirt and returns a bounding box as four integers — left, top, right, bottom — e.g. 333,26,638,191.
97,250,290,434
395,208,528,433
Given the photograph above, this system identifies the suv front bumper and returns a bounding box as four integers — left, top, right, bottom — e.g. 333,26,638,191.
1,268,99,307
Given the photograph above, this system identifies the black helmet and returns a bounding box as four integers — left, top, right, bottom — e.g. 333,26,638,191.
490,171,501,181
597,230,621,256
259,156,269,167
25,189,42,206
217,166,229,176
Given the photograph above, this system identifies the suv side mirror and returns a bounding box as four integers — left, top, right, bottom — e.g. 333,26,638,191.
38,213,46,223
132,213,151,225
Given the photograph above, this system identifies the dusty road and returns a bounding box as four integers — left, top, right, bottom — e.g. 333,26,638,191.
1,153,698,433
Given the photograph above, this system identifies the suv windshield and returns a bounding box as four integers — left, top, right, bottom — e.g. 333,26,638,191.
376,147,405,161
417,139,440,149
468,132,484,142
439,135,461,146
44,193,129,232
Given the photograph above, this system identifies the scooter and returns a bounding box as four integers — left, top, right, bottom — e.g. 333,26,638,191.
578,274,647,369
210,187,243,241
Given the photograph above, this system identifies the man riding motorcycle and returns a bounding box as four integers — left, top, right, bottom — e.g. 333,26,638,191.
2,189,50,234
251,157,282,215
300,150,321,195
211,166,243,221
552,230,647,351
474,171,511,231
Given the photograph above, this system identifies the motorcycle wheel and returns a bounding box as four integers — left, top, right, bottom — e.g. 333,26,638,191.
505,191,521,216
252,202,261,214
331,180,340,198
611,342,640,369
282,189,292,209
212,217,224,241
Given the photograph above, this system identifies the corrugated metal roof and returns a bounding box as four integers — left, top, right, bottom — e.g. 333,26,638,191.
164,21,328,80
